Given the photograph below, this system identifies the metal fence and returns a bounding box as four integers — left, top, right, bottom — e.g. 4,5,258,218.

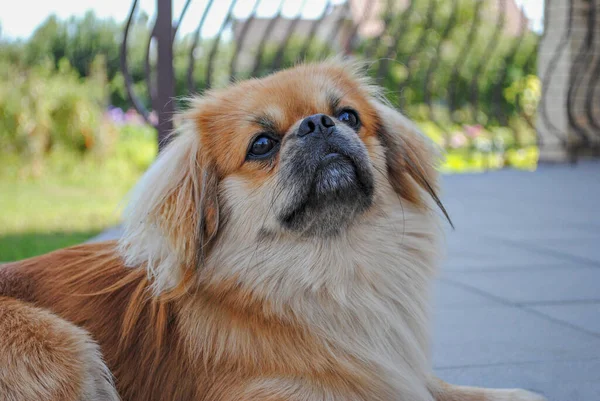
121,0,600,165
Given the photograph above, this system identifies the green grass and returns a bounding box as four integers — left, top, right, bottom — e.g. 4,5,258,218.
0,231,103,262
0,125,157,261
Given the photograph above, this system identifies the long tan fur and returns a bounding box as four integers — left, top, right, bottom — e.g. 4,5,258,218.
0,61,543,401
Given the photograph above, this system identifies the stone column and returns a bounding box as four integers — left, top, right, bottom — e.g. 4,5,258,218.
537,0,600,162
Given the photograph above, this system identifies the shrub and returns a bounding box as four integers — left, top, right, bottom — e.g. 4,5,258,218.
0,57,112,168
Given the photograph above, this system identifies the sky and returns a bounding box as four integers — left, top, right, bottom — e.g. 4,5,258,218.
0,0,544,41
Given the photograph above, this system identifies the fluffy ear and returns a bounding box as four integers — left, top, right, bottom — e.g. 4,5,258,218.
118,121,219,295
372,100,453,227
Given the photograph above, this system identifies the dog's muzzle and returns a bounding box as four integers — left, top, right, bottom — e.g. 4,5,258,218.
275,114,375,236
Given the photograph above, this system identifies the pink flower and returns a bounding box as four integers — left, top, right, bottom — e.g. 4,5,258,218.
450,132,468,149
464,124,483,139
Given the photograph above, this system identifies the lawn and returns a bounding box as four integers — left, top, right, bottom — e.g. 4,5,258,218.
0,125,157,261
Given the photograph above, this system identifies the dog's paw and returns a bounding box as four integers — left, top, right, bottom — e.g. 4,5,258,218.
78,337,120,401
498,389,546,401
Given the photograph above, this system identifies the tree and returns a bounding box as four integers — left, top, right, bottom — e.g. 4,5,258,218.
357,0,539,131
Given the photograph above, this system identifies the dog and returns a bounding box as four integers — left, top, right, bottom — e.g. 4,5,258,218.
0,61,545,401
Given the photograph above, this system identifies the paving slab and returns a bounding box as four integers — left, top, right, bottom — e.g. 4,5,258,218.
482,224,600,243
433,280,502,309
431,305,600,368
435,358,600,401
88,226,123,242
433,162,600,399
516,238,600,266
446,266,600,304
441,231,579,271
529,303,600,336
442,247,571,271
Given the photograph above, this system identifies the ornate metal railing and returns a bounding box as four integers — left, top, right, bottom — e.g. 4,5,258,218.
121,0,600,164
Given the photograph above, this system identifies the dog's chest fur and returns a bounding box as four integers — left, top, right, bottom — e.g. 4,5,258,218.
184,194,441,400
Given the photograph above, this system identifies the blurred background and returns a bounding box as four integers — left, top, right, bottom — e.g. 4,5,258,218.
0,0,594,260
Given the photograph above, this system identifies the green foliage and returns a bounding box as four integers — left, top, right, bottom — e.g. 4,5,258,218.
0,4,540,171
248,36,336,79
1,11,238,109
440,146,538,173
0,56,113,168
358,0,540,145
24,13,120,78
0,125,156,261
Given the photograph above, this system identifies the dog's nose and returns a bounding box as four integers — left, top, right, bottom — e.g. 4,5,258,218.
297,114,335,137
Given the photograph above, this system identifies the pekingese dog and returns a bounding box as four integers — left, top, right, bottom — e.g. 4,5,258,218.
0,61,544,401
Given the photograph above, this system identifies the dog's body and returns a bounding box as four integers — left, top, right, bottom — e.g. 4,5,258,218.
0,62,543,401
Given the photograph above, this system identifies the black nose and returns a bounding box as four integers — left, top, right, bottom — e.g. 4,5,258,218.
297,114,335,137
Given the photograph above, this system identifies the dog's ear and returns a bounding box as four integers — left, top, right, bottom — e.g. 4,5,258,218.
119,121,219,295
372,100,452,227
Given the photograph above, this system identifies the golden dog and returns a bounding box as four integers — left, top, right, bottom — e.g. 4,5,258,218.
0,61,545,401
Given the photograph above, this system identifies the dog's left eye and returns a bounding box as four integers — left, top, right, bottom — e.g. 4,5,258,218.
248,135,279,159
336,109,360,130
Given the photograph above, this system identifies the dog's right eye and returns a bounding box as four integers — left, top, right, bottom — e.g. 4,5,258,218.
247,135,279,160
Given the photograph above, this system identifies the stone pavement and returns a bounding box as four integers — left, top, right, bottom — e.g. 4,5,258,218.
92,161,600,400
433,161,600,401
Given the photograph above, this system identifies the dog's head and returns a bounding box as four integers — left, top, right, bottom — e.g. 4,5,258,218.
119,61,448,294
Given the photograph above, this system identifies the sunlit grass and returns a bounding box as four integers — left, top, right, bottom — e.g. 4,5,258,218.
440,146,539,173
0,125,157,261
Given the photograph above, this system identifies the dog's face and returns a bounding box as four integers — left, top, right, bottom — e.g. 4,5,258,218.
120,62,446,293
196,64,381,237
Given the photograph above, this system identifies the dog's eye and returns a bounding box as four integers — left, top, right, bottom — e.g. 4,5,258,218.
336,109,360,130
248,135,278,159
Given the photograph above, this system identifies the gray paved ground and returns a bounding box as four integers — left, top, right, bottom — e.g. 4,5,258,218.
92,162,600,400
433,161,600,401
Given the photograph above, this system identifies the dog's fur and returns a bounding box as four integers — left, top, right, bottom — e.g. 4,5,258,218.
0,61,544,401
